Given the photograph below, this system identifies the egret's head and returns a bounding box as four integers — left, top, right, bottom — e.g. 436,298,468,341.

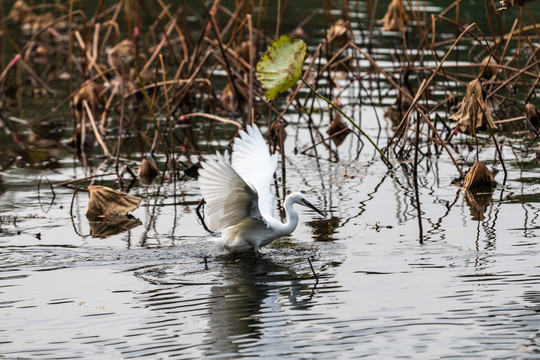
289,192,326,217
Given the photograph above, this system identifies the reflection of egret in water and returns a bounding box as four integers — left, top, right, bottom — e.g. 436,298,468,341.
204,256,316,358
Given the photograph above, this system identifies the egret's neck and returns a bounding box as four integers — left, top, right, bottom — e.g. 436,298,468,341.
278,195,299,236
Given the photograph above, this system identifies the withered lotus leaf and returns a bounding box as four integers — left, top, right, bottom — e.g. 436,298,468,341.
525,103,540,131
268,119,286,150
449,79,497,136
73,81,104,112
382,0,409,32
138,158,159,178
221,83,236,112
480,56,499,79
9,0,33,24
462,161,497,191
108,39,135,69
327,116,351,146
138,158,160,185
327,19,349,48
86,185,141,218
235,40,256,64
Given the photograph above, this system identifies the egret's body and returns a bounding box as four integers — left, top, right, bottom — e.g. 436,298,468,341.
198,125,325,253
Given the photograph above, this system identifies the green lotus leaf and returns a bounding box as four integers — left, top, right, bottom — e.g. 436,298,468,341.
256,35,308,100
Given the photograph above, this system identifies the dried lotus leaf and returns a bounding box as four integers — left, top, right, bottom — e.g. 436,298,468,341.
525,103,540,131
221,83,236,112
327,19,349,47
9,0,33,24
382,0,409,32
327,116,351,146
462,161,497,191
480,56,499,79
449,79,497,136
86,185,142,218
138,158,160,185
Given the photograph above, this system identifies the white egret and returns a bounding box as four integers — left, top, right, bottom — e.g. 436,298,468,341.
198,124,326,254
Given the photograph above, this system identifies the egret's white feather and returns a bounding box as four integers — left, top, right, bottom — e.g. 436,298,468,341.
231,125,277,220
198,151,261,231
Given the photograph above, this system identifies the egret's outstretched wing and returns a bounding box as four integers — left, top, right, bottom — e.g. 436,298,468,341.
198,151,261,232
231,125,278,220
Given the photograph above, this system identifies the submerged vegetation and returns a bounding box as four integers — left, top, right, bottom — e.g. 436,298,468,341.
0,0,538,235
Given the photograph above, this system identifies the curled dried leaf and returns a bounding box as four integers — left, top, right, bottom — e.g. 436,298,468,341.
138,158,160,185
9,0,33,24
235,40,256,64
73,81,104,113
108,39,135,69
449,79,497,135
221,83,236,112
382,0,409,32
268,119,286,151
327,19,349,48
462,161,497,191
291,27,307,40
385,88,412,129
327,116,351,146
525,103,540,131
480,56,499,79
27,13,55,33
86,185,142,219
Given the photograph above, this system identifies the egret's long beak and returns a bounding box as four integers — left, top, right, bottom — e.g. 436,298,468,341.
302,199,327,218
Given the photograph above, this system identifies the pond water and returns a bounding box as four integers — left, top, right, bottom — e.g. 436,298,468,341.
1,0,540,359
